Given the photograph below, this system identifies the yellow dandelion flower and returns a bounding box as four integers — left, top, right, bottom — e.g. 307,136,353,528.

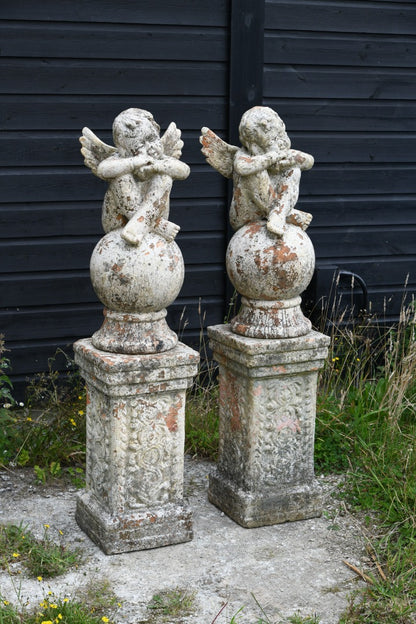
41,621,53,624
58,615,63,621
48,591,52,596
37,576,43,581
27,417,33,422
12,552,20,558
44,524,50,529
59,530,63,535
3,600,9,606
63,598,69,603
102,617,110,623
50,603,58,608
356,357,360,361
78,410,84,416
78,396,83,400
70,418,77,427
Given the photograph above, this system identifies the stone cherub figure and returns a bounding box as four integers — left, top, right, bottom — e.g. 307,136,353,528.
200,106,314,237
80,108,190,246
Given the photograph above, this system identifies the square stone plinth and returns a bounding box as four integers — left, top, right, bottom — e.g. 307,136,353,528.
73,338,199,554
207,324,329,528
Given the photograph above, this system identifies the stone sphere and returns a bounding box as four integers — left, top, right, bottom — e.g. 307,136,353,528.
226,221,315,301
90,229,184,313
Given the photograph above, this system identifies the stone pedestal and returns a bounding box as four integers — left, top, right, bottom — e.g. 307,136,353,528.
207,324,329,528
73,338,199,554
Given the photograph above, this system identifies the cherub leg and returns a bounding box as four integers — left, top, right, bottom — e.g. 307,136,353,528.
121,213,147,246
267,167,302,236
102,189,128,233
267,207,286,237
121,175,178,246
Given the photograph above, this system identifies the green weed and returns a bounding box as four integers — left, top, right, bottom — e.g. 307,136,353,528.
185,384,219,460
229,606,244,623
0,595,115,624
185,302,220,460
314,299,416,622
0,349,86,476
286,615,320,624
78,578,120,618
0,523,81,578
0,600,21,624
146,587,195,621
67,466,86,489
0,335,15,410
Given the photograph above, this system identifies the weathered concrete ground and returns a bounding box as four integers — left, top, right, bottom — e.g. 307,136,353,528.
0,457,365,623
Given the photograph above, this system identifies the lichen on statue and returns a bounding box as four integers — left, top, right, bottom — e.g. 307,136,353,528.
80,108,189,353
200,106,316,339
201,106,314,237
81,108,189,247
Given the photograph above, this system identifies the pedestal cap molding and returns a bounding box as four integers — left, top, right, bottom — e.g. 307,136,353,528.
74,338,199,395
208,325,329,377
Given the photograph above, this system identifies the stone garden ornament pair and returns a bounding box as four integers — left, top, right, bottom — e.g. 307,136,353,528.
74,107,329,553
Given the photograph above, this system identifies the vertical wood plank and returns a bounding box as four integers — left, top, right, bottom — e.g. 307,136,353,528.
226,0,265,304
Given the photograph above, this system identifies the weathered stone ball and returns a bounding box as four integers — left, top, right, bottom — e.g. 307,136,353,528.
226,221,315,301
90,229,184,313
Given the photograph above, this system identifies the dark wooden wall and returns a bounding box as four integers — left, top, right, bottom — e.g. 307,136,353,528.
0,1,229,395
264,0,416,319
1,0,415,395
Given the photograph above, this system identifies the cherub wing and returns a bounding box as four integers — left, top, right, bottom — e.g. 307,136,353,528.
199,127,237,179
80,127,117,178
160,122,184,159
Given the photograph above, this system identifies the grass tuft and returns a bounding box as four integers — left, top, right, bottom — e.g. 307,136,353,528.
146,587,195,621
0,595,115,624
315,298,416,622
185,302,220,460
0,523,81,578
0,347,86,481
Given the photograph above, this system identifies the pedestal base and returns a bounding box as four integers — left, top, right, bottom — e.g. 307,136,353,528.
73,338,199,553
207,324,329,528
209,472,323,529
76,491,192,555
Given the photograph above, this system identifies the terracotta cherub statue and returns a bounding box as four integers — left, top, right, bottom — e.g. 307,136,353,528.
200,106,314,237
80,108,189,246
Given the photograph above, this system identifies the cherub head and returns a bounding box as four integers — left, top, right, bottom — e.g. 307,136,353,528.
239,106,290,155
112,108,163,159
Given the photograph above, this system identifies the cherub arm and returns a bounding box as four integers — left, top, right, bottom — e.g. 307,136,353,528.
277,149,314,172
233,150,280,177
141,156,190,181
97,154,153,179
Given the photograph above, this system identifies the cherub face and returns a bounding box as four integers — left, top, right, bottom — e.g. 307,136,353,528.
113,109,163,158
124,120,163,159
239,107,290,154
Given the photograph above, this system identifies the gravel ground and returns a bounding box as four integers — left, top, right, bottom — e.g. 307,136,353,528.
0,457,366,623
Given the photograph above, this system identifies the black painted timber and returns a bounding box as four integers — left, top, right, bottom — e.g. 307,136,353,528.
264,0,416,317
0,1,230,395
1,0,416,396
